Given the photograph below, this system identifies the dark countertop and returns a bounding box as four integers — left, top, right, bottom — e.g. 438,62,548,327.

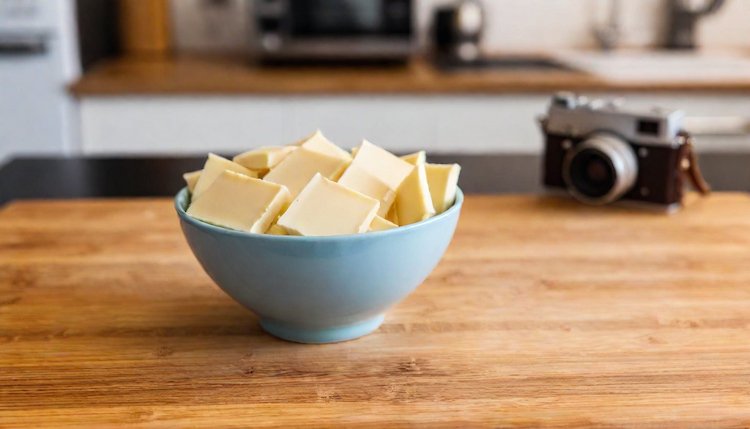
1,154,748,206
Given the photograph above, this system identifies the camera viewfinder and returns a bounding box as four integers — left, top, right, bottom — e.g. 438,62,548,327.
637,119,660,136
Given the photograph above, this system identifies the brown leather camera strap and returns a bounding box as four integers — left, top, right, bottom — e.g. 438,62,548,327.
678,130,711,195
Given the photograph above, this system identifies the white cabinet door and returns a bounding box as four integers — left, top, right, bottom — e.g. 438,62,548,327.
81,97,285,154
79,93,750,155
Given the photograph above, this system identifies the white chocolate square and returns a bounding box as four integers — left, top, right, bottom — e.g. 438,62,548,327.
263,147,349,198
369,215,398,232
348,140,414,190
425,163,461,213
233,146,296,170
401,150,426,166
278,174,379,236
338,165,396,217
386,202,399,225
396,161,435,225
187,171,290,233
192,153,258,199
183,170,201,193
266,223,288,235
297,130,352,162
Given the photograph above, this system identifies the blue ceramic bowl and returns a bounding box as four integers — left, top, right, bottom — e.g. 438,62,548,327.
175,187,463,343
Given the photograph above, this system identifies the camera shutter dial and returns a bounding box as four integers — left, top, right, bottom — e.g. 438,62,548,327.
562,133,638,205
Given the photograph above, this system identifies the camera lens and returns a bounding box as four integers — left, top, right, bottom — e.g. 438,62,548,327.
563,134,638,205
569,150,615,198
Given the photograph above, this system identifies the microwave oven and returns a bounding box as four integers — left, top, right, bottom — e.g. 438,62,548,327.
253,0,414,63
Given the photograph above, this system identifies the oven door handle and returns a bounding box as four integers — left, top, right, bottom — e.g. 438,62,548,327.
0,32,49,55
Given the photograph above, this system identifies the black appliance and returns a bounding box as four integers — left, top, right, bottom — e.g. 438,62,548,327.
253,0,413,63
433,0,484,64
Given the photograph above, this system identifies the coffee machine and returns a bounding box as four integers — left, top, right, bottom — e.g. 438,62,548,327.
432,0,484,64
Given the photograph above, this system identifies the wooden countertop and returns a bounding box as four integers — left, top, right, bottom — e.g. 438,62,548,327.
2,194,750,427
69,55,750,96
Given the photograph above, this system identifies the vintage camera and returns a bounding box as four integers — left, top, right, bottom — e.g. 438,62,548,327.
540,92,708,210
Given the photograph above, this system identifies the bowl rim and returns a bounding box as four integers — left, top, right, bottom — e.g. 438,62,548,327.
175,186,463,241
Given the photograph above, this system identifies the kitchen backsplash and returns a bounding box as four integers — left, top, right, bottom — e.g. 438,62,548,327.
170,0,750,54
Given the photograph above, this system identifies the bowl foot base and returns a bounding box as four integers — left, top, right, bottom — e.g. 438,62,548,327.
260,314,385,344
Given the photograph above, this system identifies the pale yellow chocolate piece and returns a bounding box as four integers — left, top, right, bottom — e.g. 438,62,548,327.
396,161,435,225
386,203,399,225
349,140,414,190
263,147,349,198
266,223,288,235
183,170,201,193
401,151,426,166
187,171,291,233
297,129,352,162
339,139,414,216
425,163,461,213
192,153,258,199
278,174,379,236
338,165,396,217
369,215,398,232
233,146,296,170
254,168,270,179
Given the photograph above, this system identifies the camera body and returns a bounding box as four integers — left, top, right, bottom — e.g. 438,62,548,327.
541,93,689,209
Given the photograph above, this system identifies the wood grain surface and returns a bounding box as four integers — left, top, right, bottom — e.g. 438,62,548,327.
1,194,750,428
69,55,750,96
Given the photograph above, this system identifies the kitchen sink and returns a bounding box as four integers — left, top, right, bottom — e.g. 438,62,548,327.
434,56,578,72
557,51,750,83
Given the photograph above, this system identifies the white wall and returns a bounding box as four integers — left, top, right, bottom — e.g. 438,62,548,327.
423,0,750,52
170,0,750,54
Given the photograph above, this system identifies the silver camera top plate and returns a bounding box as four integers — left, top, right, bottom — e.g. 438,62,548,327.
544,92,684,147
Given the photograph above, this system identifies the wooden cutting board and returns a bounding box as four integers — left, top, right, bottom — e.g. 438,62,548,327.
2,194,750,428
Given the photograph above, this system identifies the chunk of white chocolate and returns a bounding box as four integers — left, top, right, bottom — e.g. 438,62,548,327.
401,150,426,166
187,171,290,233
266,223,288,235
233,146,296,171
386,202,399,225
396,161,435,225
297,129,352,162
425,163,461,213
278,173,379,236
183,170,201,193
263,147,349,198
348,140,414,190
369,215,398,232
338,140,413,215
338,165,396,217
192,153,258,199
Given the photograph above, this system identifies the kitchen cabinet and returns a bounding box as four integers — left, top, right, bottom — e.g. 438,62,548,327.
71,56,750,155
78,93,750,155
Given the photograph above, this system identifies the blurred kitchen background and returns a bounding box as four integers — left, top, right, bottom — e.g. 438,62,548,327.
2,0,750,164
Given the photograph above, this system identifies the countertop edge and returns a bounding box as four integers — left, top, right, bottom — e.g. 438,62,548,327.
69,56,750,97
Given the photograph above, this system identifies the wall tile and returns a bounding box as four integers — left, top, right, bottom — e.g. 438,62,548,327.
170,0,748,53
